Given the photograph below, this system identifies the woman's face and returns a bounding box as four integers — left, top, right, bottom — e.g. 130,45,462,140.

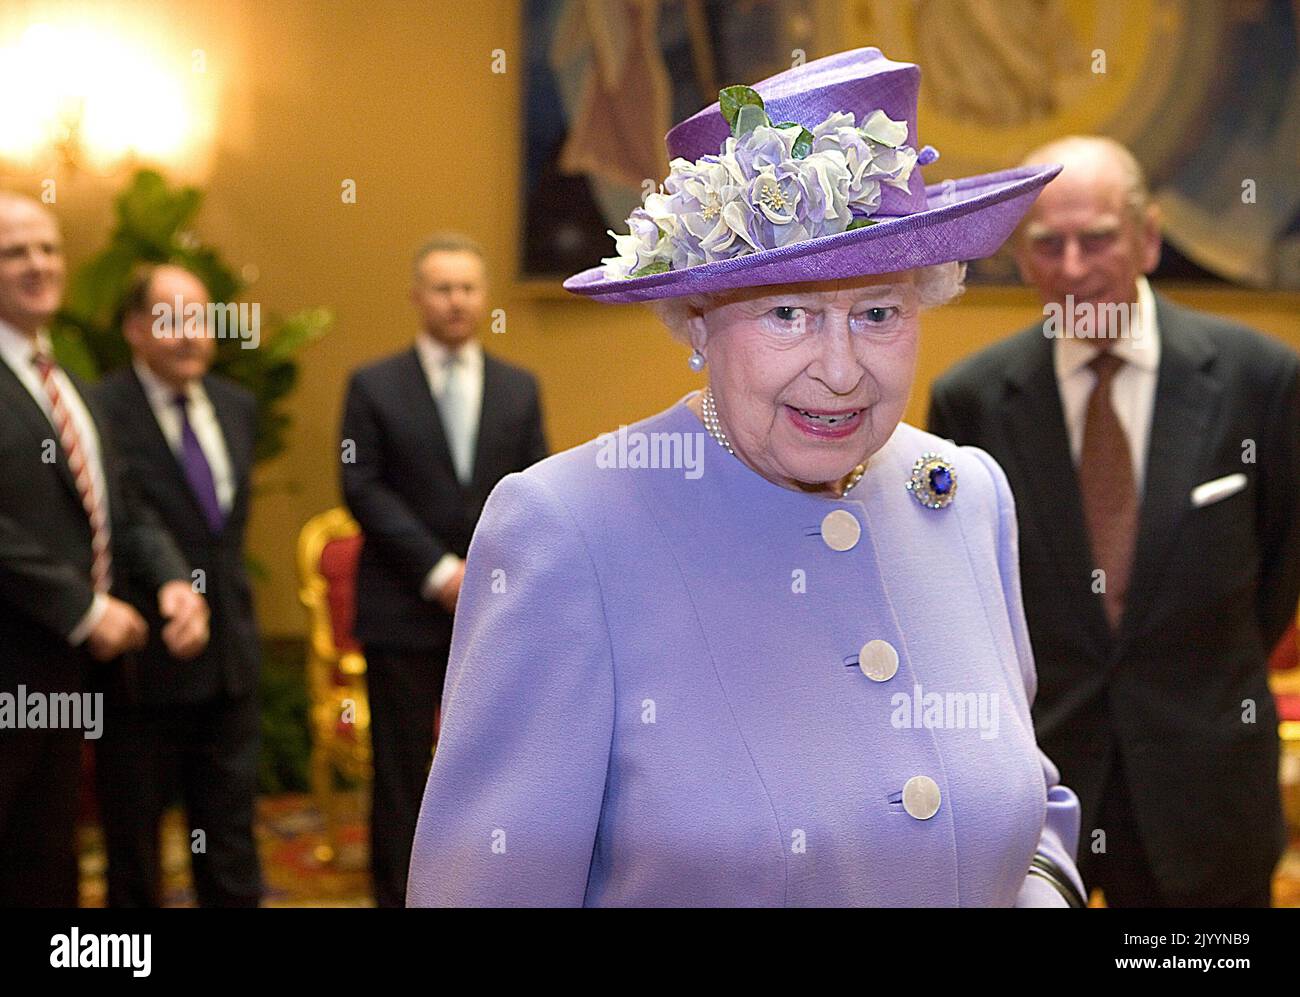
690,271,921,493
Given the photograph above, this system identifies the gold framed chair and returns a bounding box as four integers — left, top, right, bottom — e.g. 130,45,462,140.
1270,614,1300,834
298,507,371,864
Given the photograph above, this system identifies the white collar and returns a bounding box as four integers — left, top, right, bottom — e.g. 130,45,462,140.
1055,276,1161,379
416,333,482,372
133,357,207,409
0,318,52,370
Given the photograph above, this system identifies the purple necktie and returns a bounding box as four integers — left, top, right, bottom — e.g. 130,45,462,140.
174,393,224,533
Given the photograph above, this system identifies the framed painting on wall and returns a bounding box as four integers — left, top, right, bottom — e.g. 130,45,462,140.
521,0,1299,291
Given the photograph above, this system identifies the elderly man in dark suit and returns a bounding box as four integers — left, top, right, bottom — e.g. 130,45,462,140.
91,264,264,907
929,137,1300,907
0,194,209,907
340,232,548,907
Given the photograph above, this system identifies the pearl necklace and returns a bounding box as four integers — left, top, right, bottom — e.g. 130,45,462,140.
700,387,867,497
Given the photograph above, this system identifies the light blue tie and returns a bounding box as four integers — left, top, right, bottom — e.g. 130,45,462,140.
437,352,474,484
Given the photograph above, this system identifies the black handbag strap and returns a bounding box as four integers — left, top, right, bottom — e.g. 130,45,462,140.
1028,854,1087,908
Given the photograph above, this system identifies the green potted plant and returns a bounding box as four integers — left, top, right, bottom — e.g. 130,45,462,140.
50,168,331,463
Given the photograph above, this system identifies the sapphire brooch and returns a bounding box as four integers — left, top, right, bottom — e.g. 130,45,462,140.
906,452,957,509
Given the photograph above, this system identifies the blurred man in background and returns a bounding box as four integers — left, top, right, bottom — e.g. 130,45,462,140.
92,263,263,907
0,194,207,907
929,137,1300,906
340,232,548,907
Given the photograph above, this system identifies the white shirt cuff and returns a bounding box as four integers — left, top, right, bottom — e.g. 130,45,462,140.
68,592,109,646
421,554,463,601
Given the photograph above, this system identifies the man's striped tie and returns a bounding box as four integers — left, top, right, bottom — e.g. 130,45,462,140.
31,350,112,593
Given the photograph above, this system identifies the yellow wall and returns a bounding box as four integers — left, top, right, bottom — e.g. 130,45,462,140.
8,1,1297,636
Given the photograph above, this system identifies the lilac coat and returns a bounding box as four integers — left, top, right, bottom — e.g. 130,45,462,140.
407,395,1084,906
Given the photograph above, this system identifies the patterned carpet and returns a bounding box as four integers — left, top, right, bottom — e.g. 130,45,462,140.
79,791,372,907
1270,841,1300,908
76,789,1300,907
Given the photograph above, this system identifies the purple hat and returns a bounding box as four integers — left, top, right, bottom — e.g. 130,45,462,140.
563,47,1060,304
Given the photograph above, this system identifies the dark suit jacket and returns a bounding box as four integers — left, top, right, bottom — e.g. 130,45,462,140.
928,293,1300,904
340,346,548,651
91,368,261,705
0,361,190,696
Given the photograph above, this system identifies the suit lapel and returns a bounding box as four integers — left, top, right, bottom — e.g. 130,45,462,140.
203,374,253,512
405,348,459,479
1000,329,1114,655
1114,299,1221,653
470,355,503,492
0,357,85,503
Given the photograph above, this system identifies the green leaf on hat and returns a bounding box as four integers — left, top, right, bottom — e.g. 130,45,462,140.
631,260,671,277
846,218,878,230
775,122,815,159
734,102,769,137
719,85,764,130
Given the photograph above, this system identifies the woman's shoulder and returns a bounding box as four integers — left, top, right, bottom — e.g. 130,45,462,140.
883,421,1014,514
879,424,1021,605
486,398,698,523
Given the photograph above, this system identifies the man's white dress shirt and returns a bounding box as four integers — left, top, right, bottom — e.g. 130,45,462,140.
1052,276,1161,497
132,359,236,515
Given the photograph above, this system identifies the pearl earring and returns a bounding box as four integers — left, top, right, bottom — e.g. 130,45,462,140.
688,349,706,371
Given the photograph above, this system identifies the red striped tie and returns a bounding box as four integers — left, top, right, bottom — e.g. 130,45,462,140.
31,350,113,593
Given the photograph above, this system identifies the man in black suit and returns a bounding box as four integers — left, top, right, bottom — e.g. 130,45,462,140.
91,263,264,907
0,193,209,907
341,232,548,907
929,137,1300,906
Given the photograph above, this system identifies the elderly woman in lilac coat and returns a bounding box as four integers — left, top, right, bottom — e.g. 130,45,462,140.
407,48,1085,907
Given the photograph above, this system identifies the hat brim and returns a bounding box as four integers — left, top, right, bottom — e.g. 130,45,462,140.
562,164,1061,303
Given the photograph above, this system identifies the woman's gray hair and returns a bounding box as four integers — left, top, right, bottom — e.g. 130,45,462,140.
647,261,966,345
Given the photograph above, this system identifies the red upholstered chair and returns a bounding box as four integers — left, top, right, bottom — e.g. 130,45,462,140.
1272,621,1299,674
298,508,371,864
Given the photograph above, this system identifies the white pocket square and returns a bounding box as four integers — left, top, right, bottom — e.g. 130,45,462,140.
1190,473,1248,508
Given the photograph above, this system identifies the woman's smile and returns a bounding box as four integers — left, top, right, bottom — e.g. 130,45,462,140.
784,403,866,439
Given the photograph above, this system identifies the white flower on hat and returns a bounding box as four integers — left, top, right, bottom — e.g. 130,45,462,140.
603,86,926,279
600,192,674,279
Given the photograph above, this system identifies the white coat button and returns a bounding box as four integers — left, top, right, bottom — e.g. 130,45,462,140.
858,639,899,682
820,510,860,551
902,776,941,820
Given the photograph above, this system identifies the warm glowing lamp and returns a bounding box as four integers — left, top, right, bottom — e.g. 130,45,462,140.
0,19,216,178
